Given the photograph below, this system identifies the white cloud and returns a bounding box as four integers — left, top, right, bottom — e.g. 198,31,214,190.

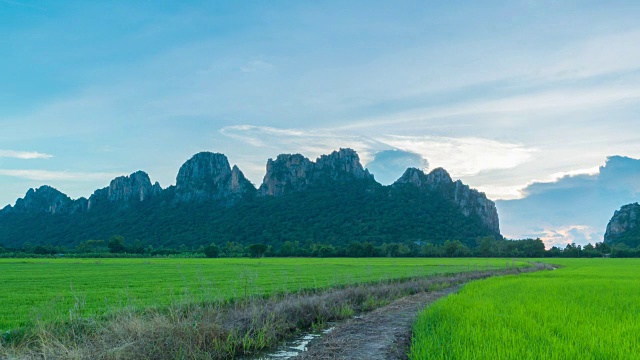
0,169,119,181
219,125,537,193
377,135,536,177
528,225,602,249
0,150,53,159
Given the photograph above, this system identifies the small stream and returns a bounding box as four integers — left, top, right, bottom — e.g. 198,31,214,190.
249,326,335,359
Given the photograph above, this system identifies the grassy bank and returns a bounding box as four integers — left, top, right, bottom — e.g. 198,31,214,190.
0,257,526,331
0,263,545,359
409,258,640,359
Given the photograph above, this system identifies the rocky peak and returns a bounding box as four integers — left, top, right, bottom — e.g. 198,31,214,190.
315,148,372,180
452,180,500,234
260,154,315,196
175,152,255,202
10,185,75,214
425,168,453,186
605,203,640,243
393,167,499,234
395,167,428,187
107,171,161,202
395,167,452,189
259,148,374,196
88,171,161,209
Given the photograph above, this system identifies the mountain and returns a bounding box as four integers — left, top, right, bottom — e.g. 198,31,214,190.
0,148,501,249
88,171,162,210
394,168,500,234
10,186,84,215
604,203,640,247
174,152,255,203
259,149,374,196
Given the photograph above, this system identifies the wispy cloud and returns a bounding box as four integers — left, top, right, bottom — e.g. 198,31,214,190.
0,150,53,159
220,125,386,165
0,169,119,181
339,84,640,131
534,29,640,82
220,125,536,183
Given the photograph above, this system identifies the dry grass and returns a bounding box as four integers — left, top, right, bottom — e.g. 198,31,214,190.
0,263,550,360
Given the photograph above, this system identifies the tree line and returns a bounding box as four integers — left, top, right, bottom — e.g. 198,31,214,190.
1,235,635,258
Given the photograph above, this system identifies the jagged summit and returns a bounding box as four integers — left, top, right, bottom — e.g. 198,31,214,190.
395,167,452,188
605,203,640,247
259,154,314,197
88,171,162,209
394,167,499,234
259,148,374,196
9,185,78,215
175,152,255,202
315,148,372,180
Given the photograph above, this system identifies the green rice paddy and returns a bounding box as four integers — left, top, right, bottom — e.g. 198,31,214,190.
410,258,640,359
0,257,521,332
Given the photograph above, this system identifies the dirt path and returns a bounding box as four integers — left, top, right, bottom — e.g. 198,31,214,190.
298,286,460,360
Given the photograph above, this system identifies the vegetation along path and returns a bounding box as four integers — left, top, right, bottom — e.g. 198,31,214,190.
290,262,552,360
298,286,460,360
0,262,550,359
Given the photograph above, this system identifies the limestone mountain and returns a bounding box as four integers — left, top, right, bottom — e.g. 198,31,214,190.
174,152,255,203
394,168,500,234
0,148,501,249
88,171,162,210
259,148,374,196
9,186,84,215
605,203,640,247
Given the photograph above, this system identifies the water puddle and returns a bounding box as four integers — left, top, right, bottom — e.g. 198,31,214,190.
249,326,334,359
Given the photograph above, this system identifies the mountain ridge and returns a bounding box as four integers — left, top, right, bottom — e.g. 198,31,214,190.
0,148,501,249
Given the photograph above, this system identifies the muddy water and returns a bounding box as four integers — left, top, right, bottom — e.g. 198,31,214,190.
250,327,335,359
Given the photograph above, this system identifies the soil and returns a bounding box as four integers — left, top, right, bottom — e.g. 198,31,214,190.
298,286,460,360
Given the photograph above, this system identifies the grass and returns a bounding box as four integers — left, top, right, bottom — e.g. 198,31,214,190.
0,260,538,359
0,257,526,332
409,258,640,359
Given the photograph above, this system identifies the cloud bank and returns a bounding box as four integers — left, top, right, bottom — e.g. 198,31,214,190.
497,156,640,248
219,125,534,195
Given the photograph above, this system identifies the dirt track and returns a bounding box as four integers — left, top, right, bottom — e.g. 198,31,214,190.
298,286,460,360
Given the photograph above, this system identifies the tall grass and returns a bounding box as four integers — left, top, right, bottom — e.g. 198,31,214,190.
0,257,526,332
0,266,543,359
410,258,640,359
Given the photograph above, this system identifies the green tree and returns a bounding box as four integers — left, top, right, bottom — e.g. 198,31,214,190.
247,243,268,258
476,236,496,257
108,235,126,253
203,243,220,258
279,241,300,257
443,240,470,257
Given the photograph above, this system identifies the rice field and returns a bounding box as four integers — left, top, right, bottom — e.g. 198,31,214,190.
0,257,524,332
410,258,640,359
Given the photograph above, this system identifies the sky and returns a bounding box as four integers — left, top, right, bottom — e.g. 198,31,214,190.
2,0,640,247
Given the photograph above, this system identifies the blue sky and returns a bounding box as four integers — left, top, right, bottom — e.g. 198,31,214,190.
2,0,640,246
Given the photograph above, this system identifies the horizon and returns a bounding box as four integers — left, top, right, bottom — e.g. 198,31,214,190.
2,1,640,247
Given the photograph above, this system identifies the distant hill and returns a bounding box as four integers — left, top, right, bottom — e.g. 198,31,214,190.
0,149,501,249
605,203,640,248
